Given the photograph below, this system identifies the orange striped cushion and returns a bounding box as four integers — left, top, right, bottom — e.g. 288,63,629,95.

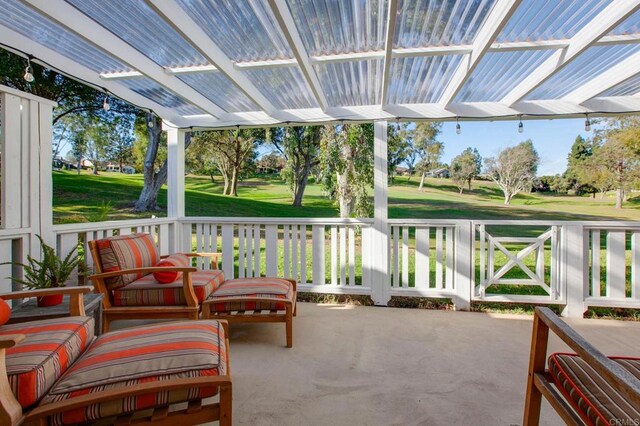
548,353,640,425
41,321,227,425
113,270,225,306
94,233,159,290
152,253,190,283
206,278,294,312
2,317,94,408
0,298,10,325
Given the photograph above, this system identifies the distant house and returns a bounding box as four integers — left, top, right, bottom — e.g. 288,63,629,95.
105,163,121,172
122,166,136,174
427,167,449,179
395,166,409,175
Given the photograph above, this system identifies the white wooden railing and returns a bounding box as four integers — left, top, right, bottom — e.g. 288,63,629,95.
180,218,373,295
0,217,635,317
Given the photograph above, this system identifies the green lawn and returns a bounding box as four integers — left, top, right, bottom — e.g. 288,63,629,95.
52,170,640,224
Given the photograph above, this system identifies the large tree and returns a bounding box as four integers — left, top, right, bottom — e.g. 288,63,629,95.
189,128,263,197
387,123,410,184
412,122,444,191
320,124,374,218
270,126,321,206
450,147,482,194
485,140,539,205
564,135,593,194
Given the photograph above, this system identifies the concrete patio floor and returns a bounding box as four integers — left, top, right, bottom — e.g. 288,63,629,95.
220,302,640,426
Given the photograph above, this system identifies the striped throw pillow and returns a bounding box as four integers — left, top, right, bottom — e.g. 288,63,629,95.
153,253,190,283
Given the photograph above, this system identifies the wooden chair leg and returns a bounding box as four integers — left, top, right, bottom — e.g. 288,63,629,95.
101,314,111,334
523,312,550,426
219,383,232,426
285,305,293,348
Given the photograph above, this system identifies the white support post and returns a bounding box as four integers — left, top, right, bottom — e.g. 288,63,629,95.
38,103,54,246
1,93,21,230
453,221,473,311
166,127,186,251
372,121,390,306
562,224,586,318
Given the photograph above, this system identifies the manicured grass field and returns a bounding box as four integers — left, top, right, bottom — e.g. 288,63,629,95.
52,170,640,224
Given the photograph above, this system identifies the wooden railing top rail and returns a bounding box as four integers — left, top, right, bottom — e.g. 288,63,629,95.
179,217,374,225
0,84,58,106
52,217,175,234
475,219,640,227
0,229,32,239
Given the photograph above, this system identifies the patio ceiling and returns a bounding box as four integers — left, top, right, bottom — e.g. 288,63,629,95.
2,0,640,128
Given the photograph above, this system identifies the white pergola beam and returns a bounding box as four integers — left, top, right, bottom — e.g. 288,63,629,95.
21,0,227,118
501,0,640,106
0,25,188,126
563,50,640,104
439,0,522,107
267,0,329,110
144,0,277,115
381,0,399,107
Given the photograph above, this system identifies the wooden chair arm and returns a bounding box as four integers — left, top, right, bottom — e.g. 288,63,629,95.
24,376,232,421
161,252,221,259
0,286,93,300
534,307,640,406
0,286,92,316
0,334,25,349
89,267,198,281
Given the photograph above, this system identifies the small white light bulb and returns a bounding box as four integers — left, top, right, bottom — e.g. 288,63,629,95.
103,95,110,111
585,115,591,132
518,119,524,134
455,118,461,135
23,58,34,83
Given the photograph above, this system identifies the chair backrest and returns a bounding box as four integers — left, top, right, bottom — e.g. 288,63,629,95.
89,233,159,290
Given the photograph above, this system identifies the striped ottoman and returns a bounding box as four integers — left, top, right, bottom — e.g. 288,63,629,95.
548,353,640,425
202,277,297,348
38,320,230,426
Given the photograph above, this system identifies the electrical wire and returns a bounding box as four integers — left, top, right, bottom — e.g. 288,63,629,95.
1,42,637,132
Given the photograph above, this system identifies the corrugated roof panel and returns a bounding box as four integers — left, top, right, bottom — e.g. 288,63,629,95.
497,0,611,42
455,49,555,102
314,59,383,106
609,8,640,35
287,0,388,56
242,67,318,110
389,55,465,104
66,0,207,68
120,78,203,116
0,0,129,73
177,72,259,112
394,0,496,48
526,44,640,100
175,0,292,62
599,73,640,97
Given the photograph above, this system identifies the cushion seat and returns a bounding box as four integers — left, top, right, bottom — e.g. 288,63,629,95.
206,277,294,312
1,316,94,408
548,353,640,425
113,270,225,306
40,320,227,426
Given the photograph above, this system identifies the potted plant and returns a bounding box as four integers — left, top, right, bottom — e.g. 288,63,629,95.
7,235,81,307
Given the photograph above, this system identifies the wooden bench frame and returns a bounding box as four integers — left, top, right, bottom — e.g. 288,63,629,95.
0,286,232,426
88,240,220,333
523,307,640,425
201,278,297,348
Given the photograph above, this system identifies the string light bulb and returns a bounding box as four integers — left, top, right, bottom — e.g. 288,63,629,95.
584,114,591,132
518,115,524,133
102,93,110,111
147,111,155,128
455,117,461,135
23,57,34,83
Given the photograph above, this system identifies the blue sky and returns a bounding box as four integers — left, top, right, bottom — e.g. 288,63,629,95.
438,118,591,176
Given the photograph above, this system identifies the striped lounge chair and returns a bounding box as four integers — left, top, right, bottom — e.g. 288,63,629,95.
0,286,232,426
523,307,640,425
88,233,225,333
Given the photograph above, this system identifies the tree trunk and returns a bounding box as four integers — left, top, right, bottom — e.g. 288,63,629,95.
92,163,99,175
135,115,164,211
504,192,512,205
616,188,623,209
418,172,426,191
76,159,81,175
292,153,312,207
468,179,472,191
229,168,238,197
209,173,215,183
222,174,229,195
459,187,464,195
